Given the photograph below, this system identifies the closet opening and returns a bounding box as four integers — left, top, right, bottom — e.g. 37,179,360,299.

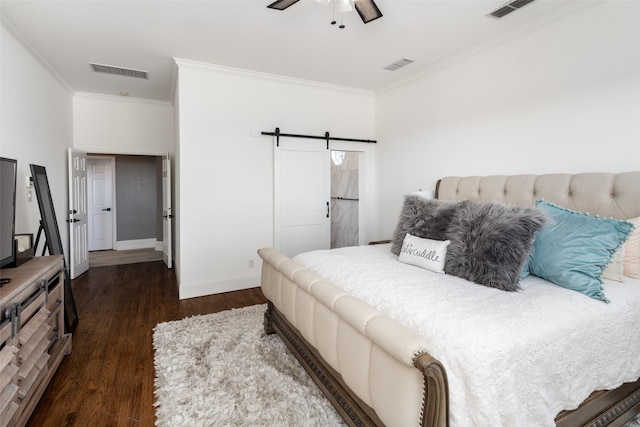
330,150,360,249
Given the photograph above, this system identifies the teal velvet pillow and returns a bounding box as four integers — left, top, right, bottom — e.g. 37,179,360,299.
529,200,635,302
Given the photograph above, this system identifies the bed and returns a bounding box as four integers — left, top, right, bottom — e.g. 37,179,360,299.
258,172,640,427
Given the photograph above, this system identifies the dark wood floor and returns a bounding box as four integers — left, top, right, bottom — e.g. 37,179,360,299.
27,261,267,427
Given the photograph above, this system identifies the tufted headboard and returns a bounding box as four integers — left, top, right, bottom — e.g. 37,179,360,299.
436,172,640,220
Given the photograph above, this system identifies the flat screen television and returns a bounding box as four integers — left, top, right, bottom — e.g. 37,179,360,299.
0,157,18,269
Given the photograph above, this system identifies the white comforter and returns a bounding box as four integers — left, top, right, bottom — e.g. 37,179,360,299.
294,244,640,427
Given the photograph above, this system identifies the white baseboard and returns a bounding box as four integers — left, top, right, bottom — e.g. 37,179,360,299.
155,241,163,251
116,238,157,251
179,274,261,300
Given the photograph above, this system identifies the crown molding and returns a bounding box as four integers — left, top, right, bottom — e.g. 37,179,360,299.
74,92,172,106
173,58,375,97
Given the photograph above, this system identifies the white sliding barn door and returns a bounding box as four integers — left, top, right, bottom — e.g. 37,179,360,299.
67,148,89,279
274,138,331,258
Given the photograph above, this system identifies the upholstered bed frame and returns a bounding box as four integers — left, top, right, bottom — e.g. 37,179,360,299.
259,172,640,427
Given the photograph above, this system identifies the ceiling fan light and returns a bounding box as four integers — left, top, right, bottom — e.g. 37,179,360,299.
267,0,383,25
336,0,354,13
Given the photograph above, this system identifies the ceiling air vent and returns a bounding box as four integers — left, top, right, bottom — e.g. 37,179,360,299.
384,58,414,71
488,0,536,19
90,63,148,79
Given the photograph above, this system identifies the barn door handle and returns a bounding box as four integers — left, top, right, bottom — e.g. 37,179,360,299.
103,208,111,211
326,201,330,218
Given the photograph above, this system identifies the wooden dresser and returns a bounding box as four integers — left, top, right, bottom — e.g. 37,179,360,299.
0,256,72,427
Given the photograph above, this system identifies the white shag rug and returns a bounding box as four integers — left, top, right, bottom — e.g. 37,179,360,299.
152,304,345,427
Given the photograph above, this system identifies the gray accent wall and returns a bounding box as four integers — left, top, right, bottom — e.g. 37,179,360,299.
115,155,163,241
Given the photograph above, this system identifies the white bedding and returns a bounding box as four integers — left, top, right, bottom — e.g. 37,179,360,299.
293,244,640,427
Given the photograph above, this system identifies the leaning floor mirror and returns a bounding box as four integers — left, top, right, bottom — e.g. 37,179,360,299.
30,163,79,333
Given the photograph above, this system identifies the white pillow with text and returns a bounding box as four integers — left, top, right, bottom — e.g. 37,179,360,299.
398,233,450,274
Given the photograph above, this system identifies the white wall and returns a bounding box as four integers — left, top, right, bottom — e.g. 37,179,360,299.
73,93,174,155
175,60,376,298
173,73,182,282
1,22,73,260
376,1,640,239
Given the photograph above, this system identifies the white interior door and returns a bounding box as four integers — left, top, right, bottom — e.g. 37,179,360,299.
274,138,331,258
87,157,115,251
68,148,89,279
162,153,173,269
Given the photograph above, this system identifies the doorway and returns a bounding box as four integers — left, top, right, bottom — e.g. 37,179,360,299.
86,154,164,265
330,151,360,248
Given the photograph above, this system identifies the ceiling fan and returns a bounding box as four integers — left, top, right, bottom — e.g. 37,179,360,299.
267,0,383,27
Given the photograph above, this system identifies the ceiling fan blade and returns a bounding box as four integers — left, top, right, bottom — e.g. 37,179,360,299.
267,0,301,11
354,0,383,23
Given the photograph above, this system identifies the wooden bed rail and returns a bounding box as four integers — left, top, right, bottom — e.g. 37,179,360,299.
264,302,385,426
263,301,451,427
414,353,449,427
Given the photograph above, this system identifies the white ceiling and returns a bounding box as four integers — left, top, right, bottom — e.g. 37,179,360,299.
1,0,576,102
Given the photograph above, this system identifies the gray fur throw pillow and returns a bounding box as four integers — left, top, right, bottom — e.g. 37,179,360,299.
391,195,547,291
391,196,458,255
444,200,547,291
